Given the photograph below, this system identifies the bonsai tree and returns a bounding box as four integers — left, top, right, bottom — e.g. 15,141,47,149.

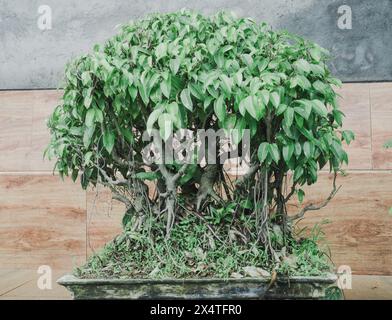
46,11,353,278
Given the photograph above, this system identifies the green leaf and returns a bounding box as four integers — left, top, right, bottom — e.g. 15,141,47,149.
85,108,95,127
179,164,198,185
189,83,204,100
313,80,329,95
297,189,305,203
250,78,262,95
138,81,149,105
232,117,246,145
240,95,264,121
220,74,233,95
276,104,287,116
128,86,138,101
331,140,345,161
239,96,252,117
214,95,226,122
258,59,269,72
147,73,160,96
258,142,269,163
134,171,159,181
268,143,280,164
293,59,311,74
303,141,312,158
83,125,95,148
333,109,344,126
260,90,270,106
294,142,302,157
207,38,219,55
180,88,193,111
170,58,180,75
113,96,123,113
166,102,181,128
122,210,132,228
270,92,280,108
295,113,304,128
121,127,134,144
160,75,171,99
158,113,174,141
240,199,253,210
282,143,294,163
297,75,311,90
214,51,224,68
81,168,92,189
71,169,79,182
203,96,214,110
284,108,294,127
309,48,321,61
147,107,163,135
342,130,355,145
223,114,237,130
83,88,93,108
69,126,83,136
310,64,325,76
312,99,328,117
293,167,304,182
298,126,314,141
234,71,243,86
155,43,167,61
84,151,93,166
95,108,103,123
103,130,115,154
295,100,312,120
81,71,92,86
241,54,253,67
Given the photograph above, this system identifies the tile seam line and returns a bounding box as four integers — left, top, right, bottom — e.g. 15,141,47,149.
1,80,392,92
0,279,33,297
0,169,391,175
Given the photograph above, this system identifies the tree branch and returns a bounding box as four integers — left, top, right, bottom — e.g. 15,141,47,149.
284,180,298,202
289,172,341,221
97,167,129,186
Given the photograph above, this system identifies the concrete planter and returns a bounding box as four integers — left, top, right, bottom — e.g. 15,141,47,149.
57,274,337,300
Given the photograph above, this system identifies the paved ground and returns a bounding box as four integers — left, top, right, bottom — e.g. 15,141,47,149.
0,269,391,300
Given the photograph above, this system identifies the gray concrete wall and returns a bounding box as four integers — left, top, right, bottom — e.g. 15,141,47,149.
0,0,391,89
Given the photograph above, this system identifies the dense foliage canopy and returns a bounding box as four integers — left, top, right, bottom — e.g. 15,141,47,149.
46,11,353,277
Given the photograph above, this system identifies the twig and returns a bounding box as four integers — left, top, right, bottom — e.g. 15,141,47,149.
289,172,341,221
111,189,132,206
178,203,225,245
284,180,297,202
97,167,129,186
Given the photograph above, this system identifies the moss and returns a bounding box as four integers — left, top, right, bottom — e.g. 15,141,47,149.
75,215,333,279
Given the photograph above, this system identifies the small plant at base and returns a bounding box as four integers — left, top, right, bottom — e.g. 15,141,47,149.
75,211,331,279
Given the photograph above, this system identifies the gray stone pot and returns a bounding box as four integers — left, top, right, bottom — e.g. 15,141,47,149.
57,273,338,300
